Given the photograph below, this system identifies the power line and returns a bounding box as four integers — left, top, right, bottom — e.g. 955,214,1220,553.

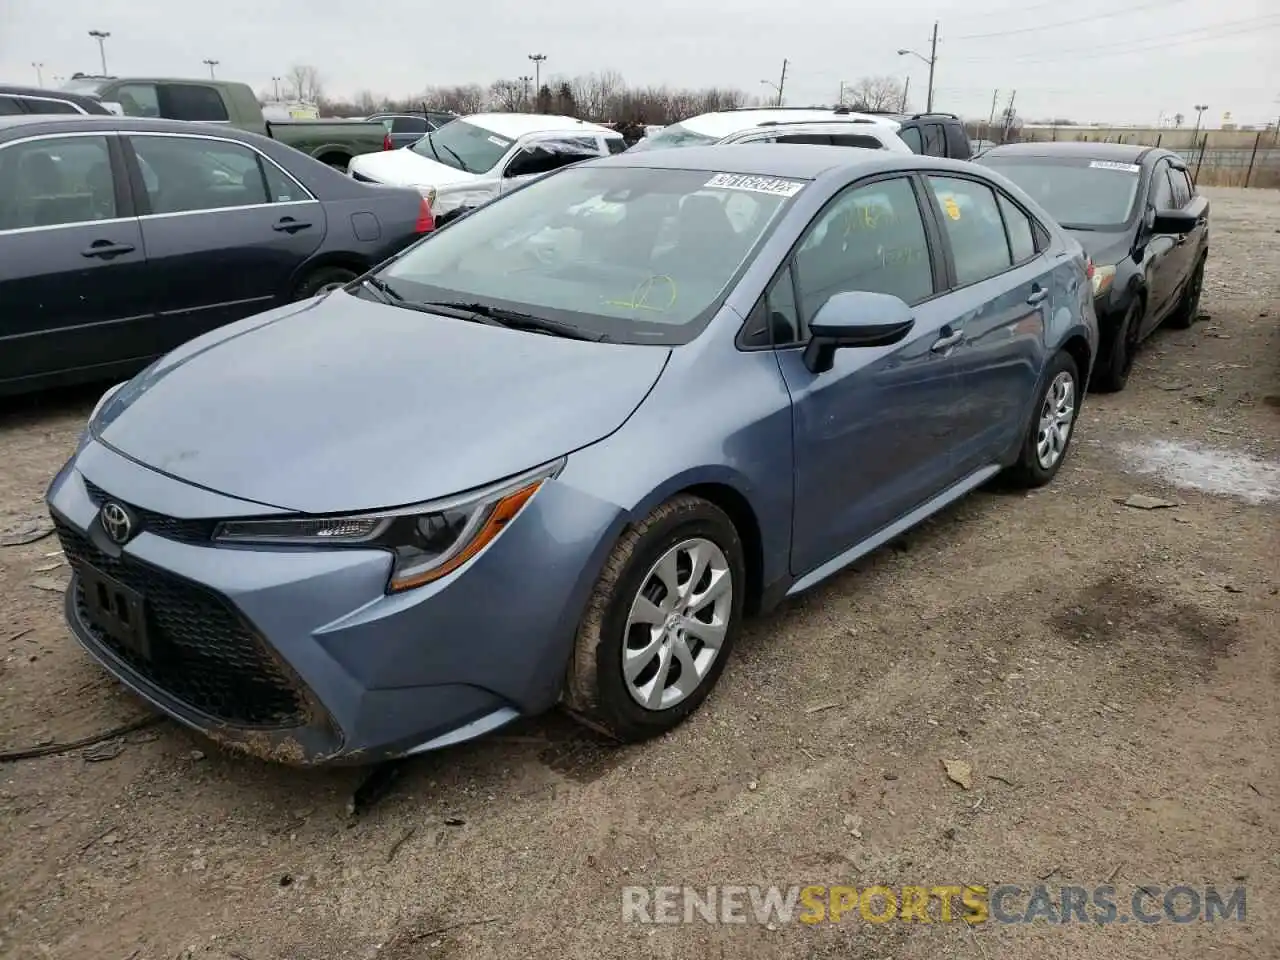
950,0,1190,40
952,14,1280,60
960,20,1277,64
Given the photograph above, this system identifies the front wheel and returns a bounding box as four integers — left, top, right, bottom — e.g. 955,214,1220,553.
563,495,745,742
1165,256,1205,329
1003,351,1081,489
1092,300,1142,393
293,266,359,301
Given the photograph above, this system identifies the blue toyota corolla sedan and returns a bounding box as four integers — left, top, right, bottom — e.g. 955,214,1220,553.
47,145,1097,765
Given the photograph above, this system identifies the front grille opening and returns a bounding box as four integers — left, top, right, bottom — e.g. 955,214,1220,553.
55,518,309,729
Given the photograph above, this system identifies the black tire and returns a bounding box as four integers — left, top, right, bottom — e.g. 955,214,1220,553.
1003,351,1082,489
1165,256,1205,329
318,155,350,173
1092,299,1143,393
562,494,746,742
293,266,359,301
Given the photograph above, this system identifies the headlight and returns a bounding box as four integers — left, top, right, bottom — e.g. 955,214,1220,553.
1091,263,1117,297
213,459,563,591
415,185,437,206
89,381,127,425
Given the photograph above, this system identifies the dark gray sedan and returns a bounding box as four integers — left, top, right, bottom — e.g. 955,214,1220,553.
0,115,433,396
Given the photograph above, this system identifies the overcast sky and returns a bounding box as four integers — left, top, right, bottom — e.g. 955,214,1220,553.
2,0,1276,126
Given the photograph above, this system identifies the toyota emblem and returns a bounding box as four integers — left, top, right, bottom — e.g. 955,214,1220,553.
100,501,134,545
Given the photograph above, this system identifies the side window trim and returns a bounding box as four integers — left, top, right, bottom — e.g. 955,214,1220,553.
0,131,133,234
14,95,88,115
121,131,316,217
994,189,1046,262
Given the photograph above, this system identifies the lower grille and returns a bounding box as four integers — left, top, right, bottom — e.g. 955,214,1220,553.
82,479,214,544
54,518,308,729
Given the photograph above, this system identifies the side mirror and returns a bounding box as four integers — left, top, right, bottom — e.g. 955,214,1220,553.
803,291,915,374
1151,208,1197,235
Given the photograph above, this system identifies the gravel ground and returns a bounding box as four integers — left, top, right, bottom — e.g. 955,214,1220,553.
0,187,1277,960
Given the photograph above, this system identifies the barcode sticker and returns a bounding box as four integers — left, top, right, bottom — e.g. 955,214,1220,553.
703,173,806,197
1089,160,1141,173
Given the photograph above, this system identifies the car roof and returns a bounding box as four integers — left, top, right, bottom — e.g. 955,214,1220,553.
0,113,266,141
595,142,971,179
979,140,1157,163
677,108,899,139
461,112,620,138
0,83,98,100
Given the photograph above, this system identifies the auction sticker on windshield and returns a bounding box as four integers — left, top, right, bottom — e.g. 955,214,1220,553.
1088,160,1141,173
488,135,512,148
704,173,805,197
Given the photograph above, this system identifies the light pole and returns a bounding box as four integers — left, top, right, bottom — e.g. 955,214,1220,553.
88,30,111,75
519,75,533,109
898,20,939,112
528,53,547,107
272,76,282,100
203,59,219,79
32,62,44,87
1191,103,1208,145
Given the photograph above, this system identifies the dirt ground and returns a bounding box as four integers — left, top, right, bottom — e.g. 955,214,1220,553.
1,186,1277,960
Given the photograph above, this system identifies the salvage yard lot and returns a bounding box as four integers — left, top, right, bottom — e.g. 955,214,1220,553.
1,186,1277,960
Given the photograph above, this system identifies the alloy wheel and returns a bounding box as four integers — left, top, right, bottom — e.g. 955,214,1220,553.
1036,371,1076,470
622,538,733,711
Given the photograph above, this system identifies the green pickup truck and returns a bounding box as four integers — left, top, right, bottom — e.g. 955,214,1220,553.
60,76,389,170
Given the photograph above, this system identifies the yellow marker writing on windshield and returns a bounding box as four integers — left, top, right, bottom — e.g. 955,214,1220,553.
603,275,678,312
943,197,962,221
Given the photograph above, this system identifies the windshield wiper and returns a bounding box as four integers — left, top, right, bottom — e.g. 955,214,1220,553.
438,141,469,172
358,276,404,303
414,300,606,341
424,129,444,163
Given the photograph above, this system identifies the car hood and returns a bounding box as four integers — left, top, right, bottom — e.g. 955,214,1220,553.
95,291,671,514
350,147,480,189
1063,228,1132,269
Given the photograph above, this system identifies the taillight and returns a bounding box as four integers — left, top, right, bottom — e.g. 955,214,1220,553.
414,196,434,233
383,132,394,151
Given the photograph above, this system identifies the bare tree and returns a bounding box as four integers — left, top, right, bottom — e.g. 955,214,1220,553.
1173,112,1185,127
846,75,906,111
489,79,524,112
285,64,324,103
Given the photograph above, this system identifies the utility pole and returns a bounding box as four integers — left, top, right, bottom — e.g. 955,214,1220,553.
32,62,44,87
926,21,938,112
776,58,788,106
838,80,845,106
519,75,533,109
901,76,910,112
88,30,111,75
202,59,218,79
528,53,547,107
986,88,999,139
1002,89,1017,142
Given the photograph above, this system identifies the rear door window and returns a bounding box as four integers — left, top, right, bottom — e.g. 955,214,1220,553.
18,97,81,115
775,133,832,145
944,124,971,159
927,175,1014,285
130,135,271,213
158,84,229,122
1169,167,1191,208
830,132,891,149
0,97,24,115
392,116,430,134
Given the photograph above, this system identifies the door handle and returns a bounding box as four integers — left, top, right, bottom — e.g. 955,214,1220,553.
1026,286,1049,305
81,240,136,259
931,327,964,353
272,218,313,233
1175,234,1187,245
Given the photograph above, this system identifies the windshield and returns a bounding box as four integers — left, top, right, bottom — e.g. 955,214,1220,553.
979,155,1142,230
378,166,806,344
409,119,513,173
61,78,108,95
628,122,719,152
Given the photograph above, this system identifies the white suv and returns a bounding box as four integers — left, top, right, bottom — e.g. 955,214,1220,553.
631,107,913,154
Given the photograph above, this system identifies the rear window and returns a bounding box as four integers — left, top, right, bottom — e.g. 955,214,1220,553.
627,122,718,152
978,155,1142,230
606,137,627,154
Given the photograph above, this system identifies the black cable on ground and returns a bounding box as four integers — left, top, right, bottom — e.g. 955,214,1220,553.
0,715,164,763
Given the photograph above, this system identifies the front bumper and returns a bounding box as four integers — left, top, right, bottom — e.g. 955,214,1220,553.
48,440,621,765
